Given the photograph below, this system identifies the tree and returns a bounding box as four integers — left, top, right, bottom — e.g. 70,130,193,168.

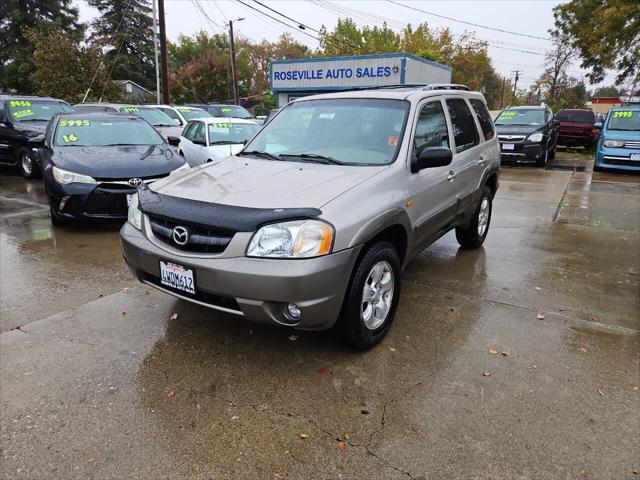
592,85,620,97
541,31,576,108
553,0,640,86
25,28,124,103
87,0,155,91
0,0,84,93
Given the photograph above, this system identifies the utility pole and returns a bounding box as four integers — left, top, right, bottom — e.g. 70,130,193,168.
151,0,160,104
228,19,243,105
500,77,506,109
511,70,520,99
158,0,169,104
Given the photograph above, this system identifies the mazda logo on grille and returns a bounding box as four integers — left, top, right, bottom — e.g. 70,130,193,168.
172,226,189,245
128,177,143,187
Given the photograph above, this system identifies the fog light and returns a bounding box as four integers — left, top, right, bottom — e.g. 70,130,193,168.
59,196,70,212
285,302,302,321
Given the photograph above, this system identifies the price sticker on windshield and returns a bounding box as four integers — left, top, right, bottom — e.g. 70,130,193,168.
612,111,633,118
10,100,31,107
60,119,91,127
500,111,517,118
220,107,231,113
177,107,192,112
212,122,232,128
13,109,34,119
124,107,139,113
62,133,78,143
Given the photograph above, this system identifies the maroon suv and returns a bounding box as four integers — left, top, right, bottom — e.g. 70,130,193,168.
556,109,599,147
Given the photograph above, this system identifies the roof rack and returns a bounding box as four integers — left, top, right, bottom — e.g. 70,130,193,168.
343,83,470,92
422,84,469,91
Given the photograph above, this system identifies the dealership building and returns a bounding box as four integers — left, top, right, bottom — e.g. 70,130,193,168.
269,52,452,107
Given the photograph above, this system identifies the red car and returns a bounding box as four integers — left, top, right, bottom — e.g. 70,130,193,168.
556,109,599,148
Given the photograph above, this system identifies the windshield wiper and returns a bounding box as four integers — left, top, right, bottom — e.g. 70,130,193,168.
238,150,282,160
279,153,344,165
209,140,242,145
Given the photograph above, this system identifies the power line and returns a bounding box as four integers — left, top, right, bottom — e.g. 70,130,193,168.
387,0,552,42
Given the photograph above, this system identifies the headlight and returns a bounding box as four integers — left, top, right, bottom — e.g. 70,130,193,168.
603,139,624,147
52,166,96,185
527,133,543,143
247,220,334,258
127,193,142,230
169,162,190,175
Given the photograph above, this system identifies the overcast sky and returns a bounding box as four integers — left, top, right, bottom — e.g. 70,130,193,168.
77,0,620,91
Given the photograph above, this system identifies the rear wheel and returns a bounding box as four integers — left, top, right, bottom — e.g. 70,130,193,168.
335,241,401,350
456,186,493,249
17,148,39,178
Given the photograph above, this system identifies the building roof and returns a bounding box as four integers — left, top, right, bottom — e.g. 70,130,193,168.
114,80,154,95
591,97,622,104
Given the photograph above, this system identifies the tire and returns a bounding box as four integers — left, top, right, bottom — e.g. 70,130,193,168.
455,186,493,249
17,148,39,179
549,145,556,160
535,146,549,167
335,241,402,350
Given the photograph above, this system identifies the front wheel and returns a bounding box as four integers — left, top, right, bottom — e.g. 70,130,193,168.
335,241,402,350
456,186,493,249
18,148,39,178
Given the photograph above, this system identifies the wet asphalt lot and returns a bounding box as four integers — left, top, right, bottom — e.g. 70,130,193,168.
1,157,639,479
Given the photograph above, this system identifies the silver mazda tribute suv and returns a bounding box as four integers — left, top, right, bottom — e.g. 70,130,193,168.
120,84,500,349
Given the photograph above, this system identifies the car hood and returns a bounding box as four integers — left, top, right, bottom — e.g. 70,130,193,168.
52,144,184,179
495,125,542,135
150,156,387,209
602,130,640,141
154,125,183,139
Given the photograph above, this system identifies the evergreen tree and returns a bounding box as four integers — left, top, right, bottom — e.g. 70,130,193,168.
0,0,84,93
87,0,155,91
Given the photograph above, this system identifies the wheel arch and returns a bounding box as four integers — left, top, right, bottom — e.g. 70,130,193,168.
349,209,411,266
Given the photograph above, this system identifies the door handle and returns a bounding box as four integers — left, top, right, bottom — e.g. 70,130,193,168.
478,156,486,166
447,170,456,181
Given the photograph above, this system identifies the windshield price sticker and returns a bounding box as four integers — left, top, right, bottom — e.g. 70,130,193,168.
500,111,517,118
613,111,633,118
177,107,192,112
60,119,91,127
13,109,34,119
10,100,31,108
220,107,231,113
212,122,232,128
62,133,78,143
124,107,139,113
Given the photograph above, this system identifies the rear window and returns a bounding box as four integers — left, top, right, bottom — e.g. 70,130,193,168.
556,110,595,124
54,117,164,146
446,98,480,153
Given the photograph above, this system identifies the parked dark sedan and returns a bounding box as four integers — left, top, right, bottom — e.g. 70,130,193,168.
556,109,599,148
31,112,188,225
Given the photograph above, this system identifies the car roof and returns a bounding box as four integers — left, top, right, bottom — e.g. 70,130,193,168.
610,105,640,110
293,86,486,104
504,105,546,110
199,116,258,125
558,108,593,112
56,111,141,121
2,94,66,102
73,103,150,109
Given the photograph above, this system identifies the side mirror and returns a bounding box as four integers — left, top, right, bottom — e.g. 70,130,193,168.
412,147,452,172
167,136,181,147
594,122,603,130
553,119,560,126
29,135,45,146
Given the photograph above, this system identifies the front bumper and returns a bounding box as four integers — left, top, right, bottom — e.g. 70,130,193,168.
120,222,361,330
46,180,136,220
558,133,597,146
499,141,545,160
595,146,640,171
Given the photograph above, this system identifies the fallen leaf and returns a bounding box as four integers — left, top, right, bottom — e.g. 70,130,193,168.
632,469,637,475
597,389,604,396
288,334,298,341
299,433,309,439
590,315,598,321
483,371,491,377
121,311,127,316
170,313,178,321
535,286,541,291
360,408,370,415
579,346,588,353
389,347,396,352
87,457,96,465
166,389,175,398
122,287,129,292
273,473,286,479
488,348,498,355
318,367,327,375
343,433,350,440
337,441,345,450
231,416,239,421
536,313,545,320
532,364,537,369
501,351,509,357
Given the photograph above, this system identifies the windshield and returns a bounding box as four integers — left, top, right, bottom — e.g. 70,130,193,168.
54,117,165,146
120,107,177,126
176,107,212,121
243,98,409,165
9,100,73,122
556,110,595,124
607,110,640,131
216,105,253,119
495,109,545,126
208,122,259,144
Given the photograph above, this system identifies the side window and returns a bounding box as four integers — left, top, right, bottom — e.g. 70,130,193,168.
193,122,205,143
183,122,196,140
414,101,450,155
44,118,55,144
446,98,480,153
470,99,495,141
162,108,181,123
0,102,4,122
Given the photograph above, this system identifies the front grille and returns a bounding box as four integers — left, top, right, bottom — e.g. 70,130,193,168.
93,173,169,183
143,272,241,312
624,141,640,148
84,187,134,216
148,215,234,254
498,135,526,143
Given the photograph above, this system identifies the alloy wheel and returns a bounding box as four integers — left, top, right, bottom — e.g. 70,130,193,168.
361,260,394,330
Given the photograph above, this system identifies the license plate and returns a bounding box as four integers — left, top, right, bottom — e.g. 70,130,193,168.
631,153,640,161
502,143,515,151
160,261,195,294
126,194,134,206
